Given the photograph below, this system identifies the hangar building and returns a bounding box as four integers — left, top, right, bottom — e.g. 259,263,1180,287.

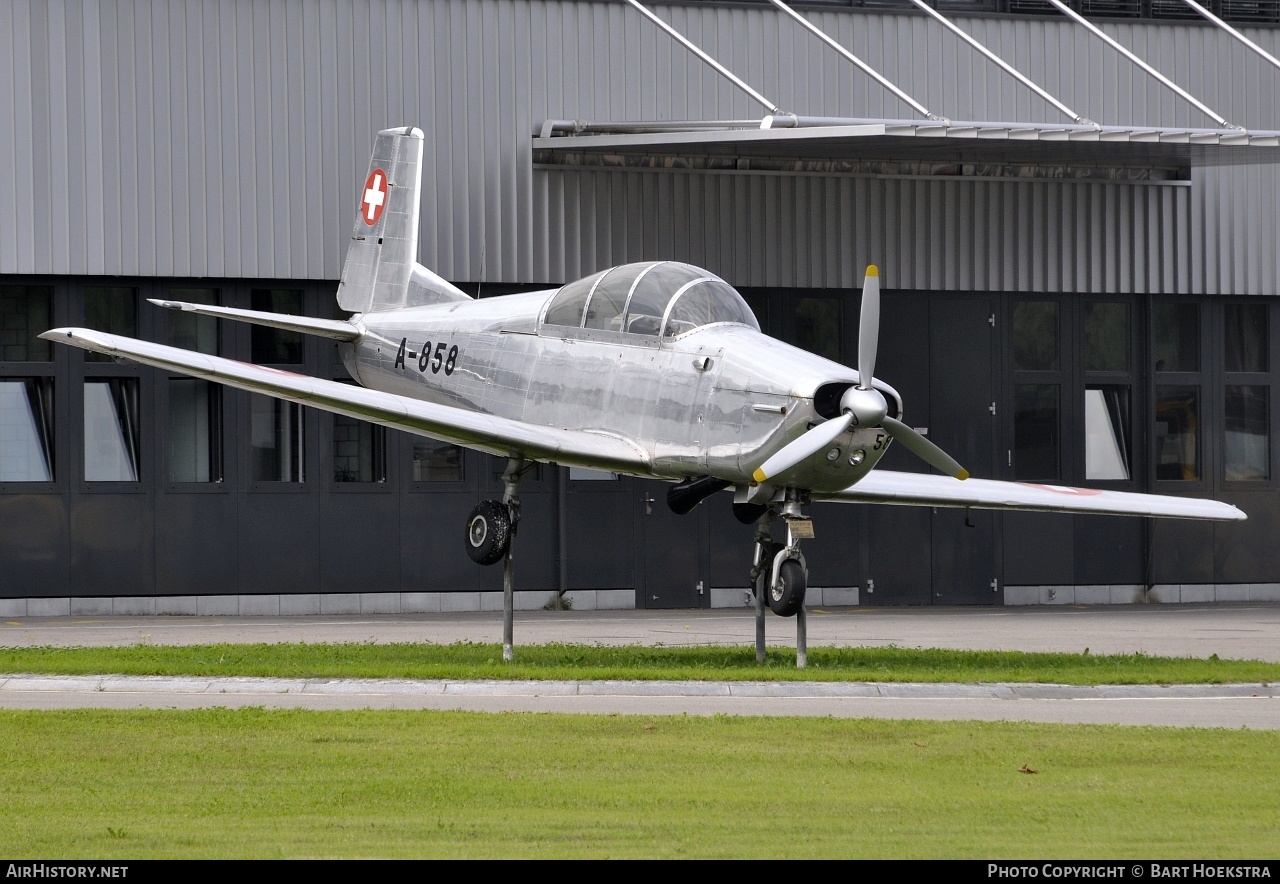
3,0,1280,614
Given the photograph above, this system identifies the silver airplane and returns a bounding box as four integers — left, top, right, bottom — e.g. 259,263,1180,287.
43,127,1245,659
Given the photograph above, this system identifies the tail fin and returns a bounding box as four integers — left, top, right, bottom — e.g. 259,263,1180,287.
337,127,469,314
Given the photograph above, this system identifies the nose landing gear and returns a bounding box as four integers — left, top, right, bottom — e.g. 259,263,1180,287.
750,492,812,668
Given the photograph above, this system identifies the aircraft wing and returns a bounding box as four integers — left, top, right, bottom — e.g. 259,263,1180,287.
816,469,1245,521
40,328,650,474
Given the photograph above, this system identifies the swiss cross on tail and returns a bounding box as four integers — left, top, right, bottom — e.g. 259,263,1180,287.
361,168,389,225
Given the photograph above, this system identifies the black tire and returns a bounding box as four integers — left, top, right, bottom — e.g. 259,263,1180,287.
465,500,512,566
768,558,807,617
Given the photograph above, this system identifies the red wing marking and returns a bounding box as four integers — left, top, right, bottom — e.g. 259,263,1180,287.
1018,483,1103,496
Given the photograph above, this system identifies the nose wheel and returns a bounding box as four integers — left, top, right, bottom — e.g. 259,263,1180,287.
750,496,811,667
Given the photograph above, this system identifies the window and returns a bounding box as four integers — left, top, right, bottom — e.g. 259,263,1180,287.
1153,302,1199,372
0,378,54,481
1014,301,1059,371
1012,300,1061,480
1014,384,1060,480
168,288,220,355
412,438,462,482
0,286,53,361
84,378,140,482
169,379,222,483
1084,386,1131,481
333,414,385,483
1225,386,1269,481
250,395,304,482
1083,302,1133,482
1155,386,1200,481
1152,303,1201,482
83,287,137,363
1223,303,1270,482
251,289,304,364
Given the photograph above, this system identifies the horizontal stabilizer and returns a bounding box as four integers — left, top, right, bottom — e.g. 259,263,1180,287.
40,328,651,476
820,470,1246,522
147,300,361,341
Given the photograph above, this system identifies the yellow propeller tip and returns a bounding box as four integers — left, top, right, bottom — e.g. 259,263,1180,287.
956,469,970,481
865,265,879,277
752,468,768,484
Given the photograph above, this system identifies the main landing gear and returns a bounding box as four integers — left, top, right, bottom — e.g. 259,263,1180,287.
747,491,812,668
464,456,536,662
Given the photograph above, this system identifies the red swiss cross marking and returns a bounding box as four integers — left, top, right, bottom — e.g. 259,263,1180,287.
360,168,389,226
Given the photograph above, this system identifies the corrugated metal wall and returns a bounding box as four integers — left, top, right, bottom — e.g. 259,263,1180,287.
0,0,1275,292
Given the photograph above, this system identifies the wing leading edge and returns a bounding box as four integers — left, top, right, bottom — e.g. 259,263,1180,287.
40,328,650,475
818,469,1244,521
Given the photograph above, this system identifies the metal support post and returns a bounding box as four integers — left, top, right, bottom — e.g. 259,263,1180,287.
501,456,529,663
796,605,807,670
753,513,772,663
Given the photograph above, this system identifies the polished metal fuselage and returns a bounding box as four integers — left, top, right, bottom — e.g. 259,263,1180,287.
344,290,895,491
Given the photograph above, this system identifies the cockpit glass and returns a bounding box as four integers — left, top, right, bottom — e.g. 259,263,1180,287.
583,264,648,332
543,269,606,328
664,279,759,338
541,262,758,337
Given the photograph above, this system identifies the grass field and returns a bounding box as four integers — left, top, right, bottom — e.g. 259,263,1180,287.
2,641,1279,684
2,641,1275,858
1,707,1277,859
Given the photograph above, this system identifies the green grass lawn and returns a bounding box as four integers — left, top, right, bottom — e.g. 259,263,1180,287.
1,708,1276,859
1,641,1277,684
2,642,1275,858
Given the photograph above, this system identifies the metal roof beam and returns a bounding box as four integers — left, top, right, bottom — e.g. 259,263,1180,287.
622,0,781,116
1043,0,1242,131
1178,0,1280,76
902,0,1095,129
766,0,943,123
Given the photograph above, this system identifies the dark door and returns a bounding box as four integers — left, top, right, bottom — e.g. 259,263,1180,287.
929,298,1000,605
639,478,709,609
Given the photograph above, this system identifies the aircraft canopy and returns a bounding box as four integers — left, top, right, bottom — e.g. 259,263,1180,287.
541,261,759,338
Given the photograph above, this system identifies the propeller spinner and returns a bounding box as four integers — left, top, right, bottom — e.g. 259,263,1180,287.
752,265,969,485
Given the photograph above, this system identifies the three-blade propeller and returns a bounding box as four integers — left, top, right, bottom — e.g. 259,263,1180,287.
752,265,969,485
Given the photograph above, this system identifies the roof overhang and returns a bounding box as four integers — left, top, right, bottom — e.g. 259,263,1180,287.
533,119,1280,172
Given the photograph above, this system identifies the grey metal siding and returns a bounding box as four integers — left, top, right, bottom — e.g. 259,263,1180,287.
0,0,1276,293
539,167,1192,292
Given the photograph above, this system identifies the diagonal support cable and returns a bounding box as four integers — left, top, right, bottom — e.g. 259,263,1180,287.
622,0,781,115
768,0,942,122
902,0,1095,128
1178,0,1280,76
1043,0,1241,130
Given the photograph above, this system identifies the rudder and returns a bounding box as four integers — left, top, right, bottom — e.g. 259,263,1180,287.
337,127,468,314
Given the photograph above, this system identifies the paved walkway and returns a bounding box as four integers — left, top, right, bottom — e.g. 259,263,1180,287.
2,604,1278,726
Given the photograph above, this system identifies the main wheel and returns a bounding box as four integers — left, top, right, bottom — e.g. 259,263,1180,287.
465,500,512,566
768,558,807,617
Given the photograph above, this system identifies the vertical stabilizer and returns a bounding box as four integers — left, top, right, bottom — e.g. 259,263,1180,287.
337,127,469,313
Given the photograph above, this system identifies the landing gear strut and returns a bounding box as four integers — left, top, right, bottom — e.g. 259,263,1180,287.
463,456,535,662
750,492,811,668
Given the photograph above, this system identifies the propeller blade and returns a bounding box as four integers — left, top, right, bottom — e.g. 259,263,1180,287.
752,412,854,484
857,265,880,389
882,416,969,480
